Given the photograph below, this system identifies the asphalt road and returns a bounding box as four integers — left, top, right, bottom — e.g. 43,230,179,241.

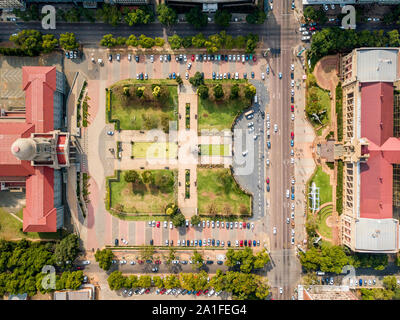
264,0,301,300
0,20,299,46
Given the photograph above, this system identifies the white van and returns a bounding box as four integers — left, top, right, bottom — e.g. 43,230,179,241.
254,95,258,104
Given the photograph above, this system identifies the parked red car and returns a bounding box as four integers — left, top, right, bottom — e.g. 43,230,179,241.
266,177,270,184
204,289,209,294
248,240,252,247
291,105,294,112
138,260,144,264
191,54,195,61
145,288,150,294
242,222,246,228
155,260,161,264
309,26,316,31
253,55,257,62
291,131,294,139
196,290,203,296
160,288,166,294
156,221,160,228
240,240,243,247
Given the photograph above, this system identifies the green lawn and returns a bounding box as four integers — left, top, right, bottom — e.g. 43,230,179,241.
132,142,178,159
317,205,333,239
198,81,250,132
109,170,177,214
197,168,251,216
0,208,66,240
108,80,178,132
309,166,333,205
306,74,331,132
199,144,230,156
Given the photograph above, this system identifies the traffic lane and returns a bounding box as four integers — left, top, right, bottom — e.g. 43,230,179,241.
2,21,299,43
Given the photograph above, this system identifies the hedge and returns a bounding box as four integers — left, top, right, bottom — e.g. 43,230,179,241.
335,82,343,142
336,160,343,215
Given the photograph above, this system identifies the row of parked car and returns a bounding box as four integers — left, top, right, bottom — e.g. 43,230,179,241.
172,238,261,248
156,288,222,296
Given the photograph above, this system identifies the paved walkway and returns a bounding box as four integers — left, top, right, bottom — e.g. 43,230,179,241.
177,85,198,217
293,53,316,247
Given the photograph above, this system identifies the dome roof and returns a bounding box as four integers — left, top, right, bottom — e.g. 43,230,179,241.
11,138,36,160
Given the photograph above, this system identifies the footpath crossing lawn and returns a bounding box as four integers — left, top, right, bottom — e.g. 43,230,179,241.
199,144,230,156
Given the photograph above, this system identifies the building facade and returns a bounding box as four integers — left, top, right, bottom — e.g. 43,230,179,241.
0,66,71,232
339,48,400,253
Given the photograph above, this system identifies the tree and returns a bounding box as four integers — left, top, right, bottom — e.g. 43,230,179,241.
190,215,201,225
168,34,182,49
137,275,152,288
124,170,142,183
126,35,138,47
191,33,206,47
138,35,155,48
59,32,79,50
189,72,205,87
116,36,126,46
125,275,138,288
225,247,269,273
96,4,122,26
246,9,266,25
383,276,398,291
136,86,145,98
54,234,80,268
303,6,327,24
165,203,178,215
387,29,400,47
153,276,163,288
172,212,185,227
108,271,126,291
41,34,58,53
244,83,256,100
100,34,116,47
152,86,161,98
185,7,208,29
163,274,180,289
125,7,154,26
213,84,224,99
94,248,114,271
141,170,154,184
157,4,177,27
215,10,231,29
175,75,183,86
299,245,350,274
182,36,193,48
123,86,130,96
197,85,209,99
139,246,154,261
230,83,240,99
9,29,43,56
191,250,203,270
155,37,165,47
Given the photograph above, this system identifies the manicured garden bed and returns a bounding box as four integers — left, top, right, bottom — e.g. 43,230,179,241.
108,169,177,214
197,168,251,216
131,142,178,159
108,79,178,132
198,80,250,132
199,144,230,156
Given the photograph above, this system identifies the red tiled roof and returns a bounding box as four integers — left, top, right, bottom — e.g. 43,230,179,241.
23,167,57,232
0,66,59,232
22,66,55,133
360,82,398,220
